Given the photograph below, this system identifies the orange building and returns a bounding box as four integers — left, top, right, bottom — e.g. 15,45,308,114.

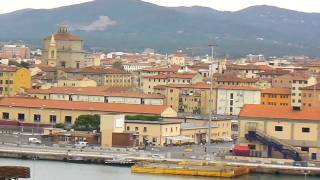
301,83,320,108
261,87,291,106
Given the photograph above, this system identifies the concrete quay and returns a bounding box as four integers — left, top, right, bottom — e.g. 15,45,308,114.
0,145,320,177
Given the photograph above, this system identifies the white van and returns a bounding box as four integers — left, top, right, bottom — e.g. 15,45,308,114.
28,137,42,144
74,141,88,148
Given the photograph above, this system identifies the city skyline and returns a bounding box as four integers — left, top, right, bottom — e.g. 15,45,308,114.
1,0,320,14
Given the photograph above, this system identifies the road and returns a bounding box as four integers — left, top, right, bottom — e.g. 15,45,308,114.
0,132,234,160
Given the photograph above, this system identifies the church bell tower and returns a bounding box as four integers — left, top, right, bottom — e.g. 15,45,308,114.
48,34,57,67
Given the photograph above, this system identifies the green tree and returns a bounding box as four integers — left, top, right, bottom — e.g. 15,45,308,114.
112,61,124,70
8,60,30,68
125,115,160,121
74,114,100,131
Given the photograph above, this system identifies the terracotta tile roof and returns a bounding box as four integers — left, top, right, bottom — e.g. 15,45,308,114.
36,65,57,72
0,98,170,115
145,73,197,79
163,83,260,91
257,69,290,76
240,104,320,121
45,32,82,41
0,65,19,72
215,75,259,83
301,83,320,90
261,88,290,95
27,86,163,99
216,85,260,91
141,65,181,72
62,67,129,74
227,64,273,71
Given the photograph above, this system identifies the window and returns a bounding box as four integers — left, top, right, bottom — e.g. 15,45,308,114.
302,127,310,133
51,50,55,59
275,126,283,131
34,114,41,122
126,126,130,131
143,127,147,132
2,112,9,119
18,113,25,121
50,115,57,124
135,127,139,131
65,116,72,124
230,93,234,99
301,147,309,152
152,137,157,142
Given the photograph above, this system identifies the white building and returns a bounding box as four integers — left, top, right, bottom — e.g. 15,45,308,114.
123,63,152,72
216,86,261,115
291,75,317,108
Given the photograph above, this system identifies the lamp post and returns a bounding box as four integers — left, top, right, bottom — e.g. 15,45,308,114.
207,44,217,158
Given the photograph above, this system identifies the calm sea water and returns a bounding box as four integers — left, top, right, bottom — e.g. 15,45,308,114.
0,158,317,180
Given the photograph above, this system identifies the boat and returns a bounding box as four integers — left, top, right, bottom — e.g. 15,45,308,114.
67,156,86,163
105,156,136,167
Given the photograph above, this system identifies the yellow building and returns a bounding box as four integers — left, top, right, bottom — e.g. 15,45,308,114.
58,67,132,87
168,51,186,66
0,98,177,125
142,73,203,94
57,77,97,87
239,104,320,160
0,66,31,96
157,83,260,116
125,120,181,146
100,114,126,147
214,75,258,87
161,83,215,114
180,119,232,144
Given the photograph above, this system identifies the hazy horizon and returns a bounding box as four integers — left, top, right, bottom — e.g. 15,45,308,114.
1,0,320,15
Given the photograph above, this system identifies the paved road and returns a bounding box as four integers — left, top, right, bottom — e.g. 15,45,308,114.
0,132,234,160
146,142,234,159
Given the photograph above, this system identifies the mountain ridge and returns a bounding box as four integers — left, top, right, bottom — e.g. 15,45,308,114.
0,1,319,57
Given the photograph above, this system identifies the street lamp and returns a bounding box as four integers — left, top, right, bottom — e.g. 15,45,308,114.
207,44,217,158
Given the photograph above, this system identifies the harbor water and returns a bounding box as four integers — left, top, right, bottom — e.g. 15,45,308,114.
0,158,318,180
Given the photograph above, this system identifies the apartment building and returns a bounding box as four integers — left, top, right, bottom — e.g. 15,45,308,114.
225,64,273,78
0,66,31,96
157,83,260,115
214,75,259,87
0,45,30,59
261,88,291,106
301,83,320,108
142,73,203,94
168,51,186,66
272,73,317,107
58,66,132,87
216,86,261,115
57,78,97,87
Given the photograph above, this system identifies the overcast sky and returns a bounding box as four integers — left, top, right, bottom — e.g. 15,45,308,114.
1,0,320,14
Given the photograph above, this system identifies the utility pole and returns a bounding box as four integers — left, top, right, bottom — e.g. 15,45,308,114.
207,44,217,158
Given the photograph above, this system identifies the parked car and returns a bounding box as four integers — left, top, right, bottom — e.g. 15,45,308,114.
74,141,88,148
28,137,42,144
223,137,233,142
151,154,164,159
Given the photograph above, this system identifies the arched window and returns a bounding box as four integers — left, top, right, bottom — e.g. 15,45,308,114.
51,50,55,59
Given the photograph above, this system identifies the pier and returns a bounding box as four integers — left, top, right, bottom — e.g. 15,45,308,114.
0,145,320,177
